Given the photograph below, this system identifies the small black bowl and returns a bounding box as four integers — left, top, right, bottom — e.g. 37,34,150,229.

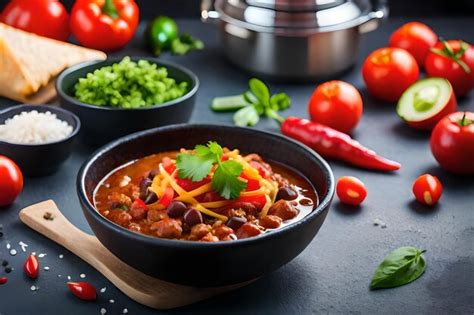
0,105,80,177
56,57,199,146
78,124,335,287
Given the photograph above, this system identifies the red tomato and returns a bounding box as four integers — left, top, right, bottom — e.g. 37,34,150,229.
425,40,474,97
0,156,23,207
70,0,139,51
308,80,363,133
237,194,267,210
430,112,474,174
176,177,211,192
362,47,419,102
389,22,438,67
241,173,260,191
161,157,176,174
0,0,70,41
131,198,148,211
412,174,443,206
336,176,367,206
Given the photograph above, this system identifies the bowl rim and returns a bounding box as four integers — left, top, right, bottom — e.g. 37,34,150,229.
56,57,200,112
0,104,81,147
78,124,335,249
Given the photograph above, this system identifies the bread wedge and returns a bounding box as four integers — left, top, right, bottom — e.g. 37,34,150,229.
0,23,106,103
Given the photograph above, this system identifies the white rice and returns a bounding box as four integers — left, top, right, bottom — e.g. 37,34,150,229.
0,110,73,144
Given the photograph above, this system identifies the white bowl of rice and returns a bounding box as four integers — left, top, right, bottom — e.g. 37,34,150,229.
0,105,81,176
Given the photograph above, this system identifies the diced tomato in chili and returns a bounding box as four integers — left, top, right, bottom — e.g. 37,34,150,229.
158,187,174,208
241,173,261,191
237,194,267,210
221,155,229,162
249,161,270,178
176,177,211,192
196,191,225,203
162,157,176,174
131,198,148,212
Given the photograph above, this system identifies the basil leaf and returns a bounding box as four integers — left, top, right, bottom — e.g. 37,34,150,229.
249,78,270,107
233,106,260,127
370,247,427,290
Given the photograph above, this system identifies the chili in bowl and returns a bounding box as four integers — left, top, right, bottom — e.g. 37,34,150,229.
78,124,334,286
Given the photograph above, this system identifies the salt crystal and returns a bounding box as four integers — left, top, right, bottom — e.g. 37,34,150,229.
100,308,107,314
109,299,115,304
6,243,10,249
38,253,46,258
122,309,128,314
19,241,28,252
59,254,64,259
67,276,71,280
44,266,50,271
9,249,17,256
30,285,37,291
80,273,86,279
100,287,107,293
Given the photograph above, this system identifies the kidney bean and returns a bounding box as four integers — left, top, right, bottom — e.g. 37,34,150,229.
227,216,247,230
167,201,188,218
183,208,203,226
148,169,160,180
139,177,153,200
276,186,298,201
144,191,158,204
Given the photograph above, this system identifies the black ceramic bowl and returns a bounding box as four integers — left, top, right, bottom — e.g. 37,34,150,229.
0,105,80,177
78,124,334,287
56,57,199,145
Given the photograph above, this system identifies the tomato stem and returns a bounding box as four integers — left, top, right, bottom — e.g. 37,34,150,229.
431,40,471,74
102,0,119,19
458,112,473,126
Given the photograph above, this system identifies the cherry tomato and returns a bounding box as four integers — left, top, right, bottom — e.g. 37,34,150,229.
412,174,443,206
430,112,474,174
308,80,363,133
425,40,474,97
336,176,367,206
67,282,97,301
389,22,438,67
0,155,23,207
362,47,419,102
23,255,39,279
0,0,70,41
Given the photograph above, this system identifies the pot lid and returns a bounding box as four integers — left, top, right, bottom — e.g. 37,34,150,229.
245,0,345,12
214,0,385,30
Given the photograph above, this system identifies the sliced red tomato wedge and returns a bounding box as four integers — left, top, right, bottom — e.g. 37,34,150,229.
176,177,211,192
162,157,176,174
131,198,148,212
241,173,260,191
237,194,267,210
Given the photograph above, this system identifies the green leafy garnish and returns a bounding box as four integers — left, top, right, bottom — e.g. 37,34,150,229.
370,247,427,290
211,78,291,126
171,34,205,55
176,141,247,199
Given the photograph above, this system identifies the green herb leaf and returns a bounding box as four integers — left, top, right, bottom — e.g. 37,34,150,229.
270,92,291,111
176,142,247,199
234,106,260,126
249,78,270,107
212,160,247,199
370,247,427,290
171,34,204,55
176,153,214,182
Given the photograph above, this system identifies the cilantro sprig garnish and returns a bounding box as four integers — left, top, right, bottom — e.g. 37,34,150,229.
176,142,247,199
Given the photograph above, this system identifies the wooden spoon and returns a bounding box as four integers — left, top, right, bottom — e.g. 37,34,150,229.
19,200,252,309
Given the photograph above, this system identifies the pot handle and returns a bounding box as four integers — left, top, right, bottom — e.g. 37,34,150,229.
201,0,220,23
358,0,388,34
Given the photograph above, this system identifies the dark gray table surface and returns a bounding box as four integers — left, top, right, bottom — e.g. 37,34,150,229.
0,18,473,315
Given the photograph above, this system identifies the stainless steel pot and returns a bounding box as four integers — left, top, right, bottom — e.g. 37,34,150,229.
201,0,388,81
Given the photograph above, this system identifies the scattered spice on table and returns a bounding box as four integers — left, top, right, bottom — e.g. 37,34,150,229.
80,273,86,279
38,253,46,258
59,254,64,259
122,309,129,314
100,308,107,314
109,299,115,304
5,266,12,273
9,249,17,256
100,287,107,293
19,241,28,252
44,266,50,271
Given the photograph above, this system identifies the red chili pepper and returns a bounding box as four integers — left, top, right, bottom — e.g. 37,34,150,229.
281,116,401,172
70,0,139,51
23,255,39,279
67,282,97,301
0,277,8,285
